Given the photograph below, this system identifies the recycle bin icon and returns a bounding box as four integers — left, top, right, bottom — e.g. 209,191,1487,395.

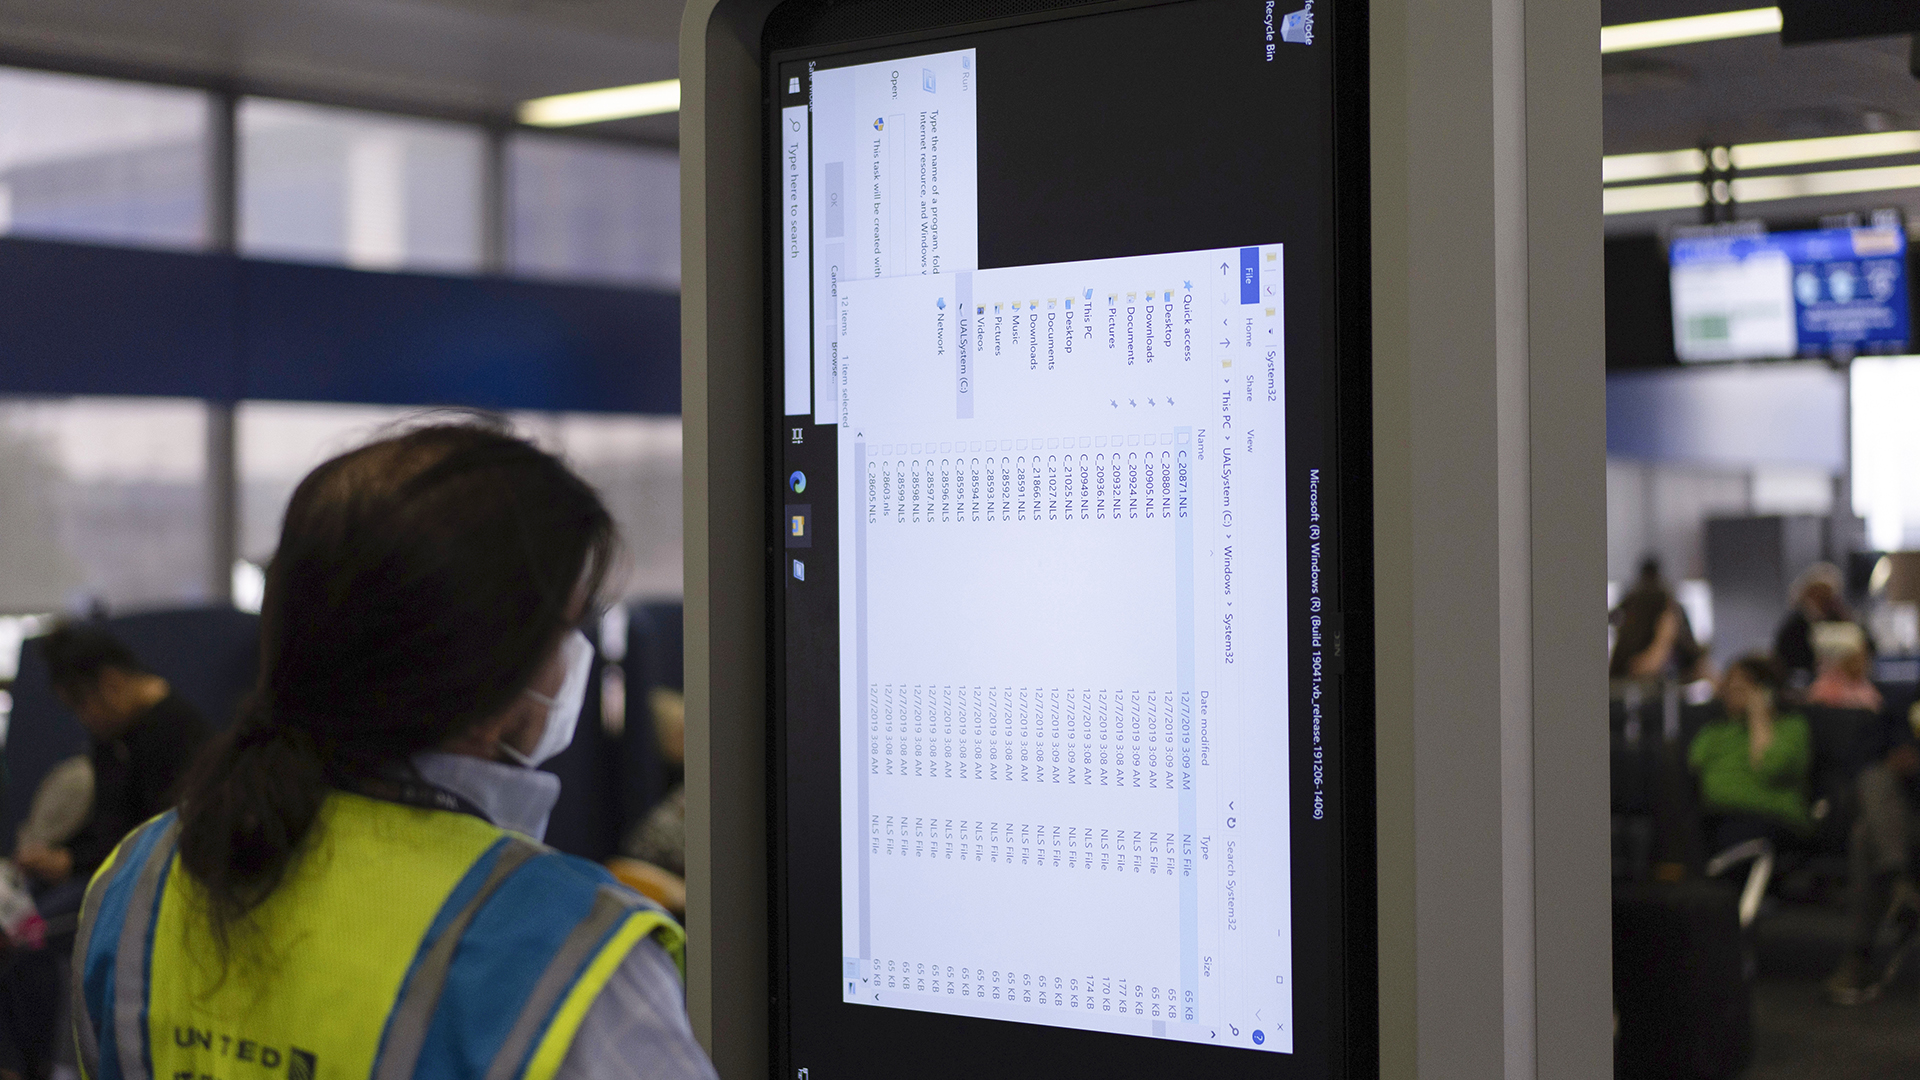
1280,7,1312,44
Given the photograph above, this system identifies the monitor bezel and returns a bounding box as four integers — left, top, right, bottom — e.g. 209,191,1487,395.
759,2,1376,1074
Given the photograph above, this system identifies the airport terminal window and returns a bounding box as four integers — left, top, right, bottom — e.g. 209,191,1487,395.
0,68,681,287
510,411,685,598
1852,356,1920,552
508,133,680,289
237,402,683,599
239,98,485,273
0,396,210,614
0,67,209,251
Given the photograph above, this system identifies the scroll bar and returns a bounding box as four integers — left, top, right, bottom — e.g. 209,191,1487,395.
956,271,974,418
1175,425,1198,1022
855,439,872,964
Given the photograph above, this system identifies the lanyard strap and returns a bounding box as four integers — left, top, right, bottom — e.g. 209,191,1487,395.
348,772,493,823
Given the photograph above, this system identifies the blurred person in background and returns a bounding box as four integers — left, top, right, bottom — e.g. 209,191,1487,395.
1805,622,1884,712
610,687,687,916
1610,557,1708,684
0,626,205,1080
72,420,715,1080
1689,654,1812,853
26,625,207,891
1826,701,1920,1006
1776,562,1870,689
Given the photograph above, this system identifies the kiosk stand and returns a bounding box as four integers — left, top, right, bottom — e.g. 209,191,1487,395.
680,0,1606,1075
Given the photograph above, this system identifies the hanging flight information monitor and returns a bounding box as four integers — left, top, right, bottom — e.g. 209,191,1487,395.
766,2,1372,1076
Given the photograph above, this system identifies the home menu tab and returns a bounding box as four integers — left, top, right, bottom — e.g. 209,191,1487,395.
768,2,1367,1077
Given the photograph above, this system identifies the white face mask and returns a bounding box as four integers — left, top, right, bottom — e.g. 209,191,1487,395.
500,629,594,768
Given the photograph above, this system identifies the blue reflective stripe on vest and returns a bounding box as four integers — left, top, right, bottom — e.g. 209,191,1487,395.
411,852,623,1080
370,836,519,1080
79,813,177,1080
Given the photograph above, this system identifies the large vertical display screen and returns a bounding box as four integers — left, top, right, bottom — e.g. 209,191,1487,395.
768,3,1368,1077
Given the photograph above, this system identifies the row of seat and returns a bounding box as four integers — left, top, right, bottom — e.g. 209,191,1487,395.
1,602,685,863
1610,682,1919,887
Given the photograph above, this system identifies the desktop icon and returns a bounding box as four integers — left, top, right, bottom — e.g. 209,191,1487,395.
786,501,813,547
1280,5,1313,43
790,470,806,494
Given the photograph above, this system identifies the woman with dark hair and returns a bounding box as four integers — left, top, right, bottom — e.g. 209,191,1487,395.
1688,654,1814,853
72,421,715,1080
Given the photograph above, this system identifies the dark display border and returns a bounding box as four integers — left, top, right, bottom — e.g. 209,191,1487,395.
761,2,1375,1075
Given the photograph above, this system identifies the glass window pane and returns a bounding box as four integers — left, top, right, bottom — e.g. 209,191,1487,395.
238,404,681,599
512,412,684,598
0,67,208,250
0,396,209,613
509,133,678,289
240,99,483,273
1852,356,1920,551
236,401,416,562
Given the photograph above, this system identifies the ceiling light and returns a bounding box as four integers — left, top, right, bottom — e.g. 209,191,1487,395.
1603,148,1709,184
1603,181,1708,215
1732,163,1920,204
519,79,681,127
1731,130,1920,170
1601,7,1781,54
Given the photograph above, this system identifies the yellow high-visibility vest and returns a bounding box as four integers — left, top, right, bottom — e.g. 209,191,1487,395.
74,792,683,1080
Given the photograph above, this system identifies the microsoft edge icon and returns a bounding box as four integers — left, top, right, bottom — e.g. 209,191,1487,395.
790,471,807,494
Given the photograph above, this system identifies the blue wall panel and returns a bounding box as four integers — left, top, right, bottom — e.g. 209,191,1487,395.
0,236,679,414
0,237,240,399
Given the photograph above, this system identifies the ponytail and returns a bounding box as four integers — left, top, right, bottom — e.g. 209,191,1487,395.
176,701,328,943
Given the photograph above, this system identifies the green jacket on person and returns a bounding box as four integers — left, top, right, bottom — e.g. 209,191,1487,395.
1688,713,1814,831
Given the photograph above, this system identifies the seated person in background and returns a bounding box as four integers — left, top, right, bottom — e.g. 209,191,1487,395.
14,756,92,864
1826,702,1920,1005
17,624,210,891
1775,562,1870,689
1805,622,1884,712
0,651,170,1080
1688,655,1812,853
611,687,688,916
0,757,92,948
